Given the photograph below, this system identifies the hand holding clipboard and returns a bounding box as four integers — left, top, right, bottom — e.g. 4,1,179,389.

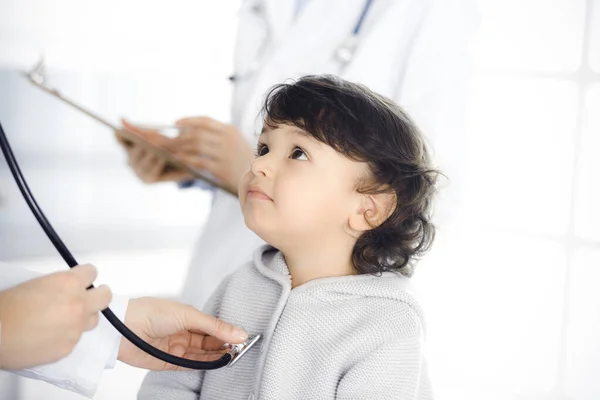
24,59,237,196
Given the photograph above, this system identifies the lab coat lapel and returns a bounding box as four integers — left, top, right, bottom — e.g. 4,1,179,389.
262,0,296,46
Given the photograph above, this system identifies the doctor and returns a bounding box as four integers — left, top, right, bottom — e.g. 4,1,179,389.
0,263,248,398
120,0,480,308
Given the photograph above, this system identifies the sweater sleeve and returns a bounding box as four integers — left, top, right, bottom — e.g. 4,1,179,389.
335,336,433,400
137,275,232,400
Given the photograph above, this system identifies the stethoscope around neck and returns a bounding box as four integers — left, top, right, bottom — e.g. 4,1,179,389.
229,0,374,83
0,121,261,370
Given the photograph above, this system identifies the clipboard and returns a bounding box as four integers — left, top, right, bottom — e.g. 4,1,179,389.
23,59,235,195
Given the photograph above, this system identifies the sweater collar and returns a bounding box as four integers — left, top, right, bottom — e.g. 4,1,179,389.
251,244,426,336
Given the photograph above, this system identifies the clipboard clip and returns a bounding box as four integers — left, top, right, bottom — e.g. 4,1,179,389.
24,58,68,100
26,58,50,88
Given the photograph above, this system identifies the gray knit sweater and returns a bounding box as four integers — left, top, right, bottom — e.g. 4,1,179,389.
138,246,433,400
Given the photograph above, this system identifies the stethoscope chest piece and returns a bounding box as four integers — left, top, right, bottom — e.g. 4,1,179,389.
333,36,359,69
224,334,262,368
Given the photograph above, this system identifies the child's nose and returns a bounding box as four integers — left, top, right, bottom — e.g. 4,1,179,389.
250,153,272,177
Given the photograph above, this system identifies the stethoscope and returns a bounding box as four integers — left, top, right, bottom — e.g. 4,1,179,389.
0,121,261,370
229,0,374,83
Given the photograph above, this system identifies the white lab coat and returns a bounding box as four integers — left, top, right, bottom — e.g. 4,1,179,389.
0,263,128,398
181,0,480,308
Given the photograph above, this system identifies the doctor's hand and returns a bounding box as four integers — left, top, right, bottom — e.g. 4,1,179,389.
117,297,248,371
170,116,255,195
117,117,254,194
115,121,194,184
0,265,111,370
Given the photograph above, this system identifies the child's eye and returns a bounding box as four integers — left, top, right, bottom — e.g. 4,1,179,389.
256,143,269,157
290,147,308,161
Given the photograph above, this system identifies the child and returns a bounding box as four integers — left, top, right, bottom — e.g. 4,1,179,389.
138,75,439,400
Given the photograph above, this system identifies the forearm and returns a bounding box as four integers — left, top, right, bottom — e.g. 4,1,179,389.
136,276,233,399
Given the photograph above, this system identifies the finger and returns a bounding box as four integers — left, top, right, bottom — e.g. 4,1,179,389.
128,146,147,169
114,130,132,148
122,118,161,137
179,155,218,173
86,284,113,312
138,151,162,175
146,156,168,181
187,333,227,352
169,131,221,153
177,126,222,140
168,335,227,355
135,134,183,156
70,264,99,288
184,350,228,360
175,117,232,135
175,116,226,133
173,347,227,358
166,352,230,372
181,308,248,344
160,168,194,182
178,138,222,158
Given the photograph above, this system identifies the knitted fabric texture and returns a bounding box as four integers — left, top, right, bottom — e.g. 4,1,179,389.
138,245,433,400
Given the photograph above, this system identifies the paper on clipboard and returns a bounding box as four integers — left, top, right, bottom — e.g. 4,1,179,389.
23,59,235,195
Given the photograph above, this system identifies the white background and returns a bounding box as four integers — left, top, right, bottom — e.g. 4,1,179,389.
0,1,598,399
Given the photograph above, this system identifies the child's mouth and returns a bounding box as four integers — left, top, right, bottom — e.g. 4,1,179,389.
247,185,273,201
247,191,273,201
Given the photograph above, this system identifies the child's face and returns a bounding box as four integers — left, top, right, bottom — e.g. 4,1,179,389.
239,123,369,250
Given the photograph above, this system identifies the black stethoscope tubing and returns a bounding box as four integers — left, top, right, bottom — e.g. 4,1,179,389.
0,121,231,370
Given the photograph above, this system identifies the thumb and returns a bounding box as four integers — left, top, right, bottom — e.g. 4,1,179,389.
182,307,248,344
160,169,194,182
69,264,99,288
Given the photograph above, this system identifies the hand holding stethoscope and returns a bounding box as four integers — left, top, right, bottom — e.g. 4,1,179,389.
0,122,261,370
0,268,250,371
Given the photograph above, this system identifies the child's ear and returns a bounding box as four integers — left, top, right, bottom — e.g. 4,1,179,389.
349,191,397,233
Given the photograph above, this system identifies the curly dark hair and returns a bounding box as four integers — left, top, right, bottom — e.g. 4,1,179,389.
261,75,440,277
